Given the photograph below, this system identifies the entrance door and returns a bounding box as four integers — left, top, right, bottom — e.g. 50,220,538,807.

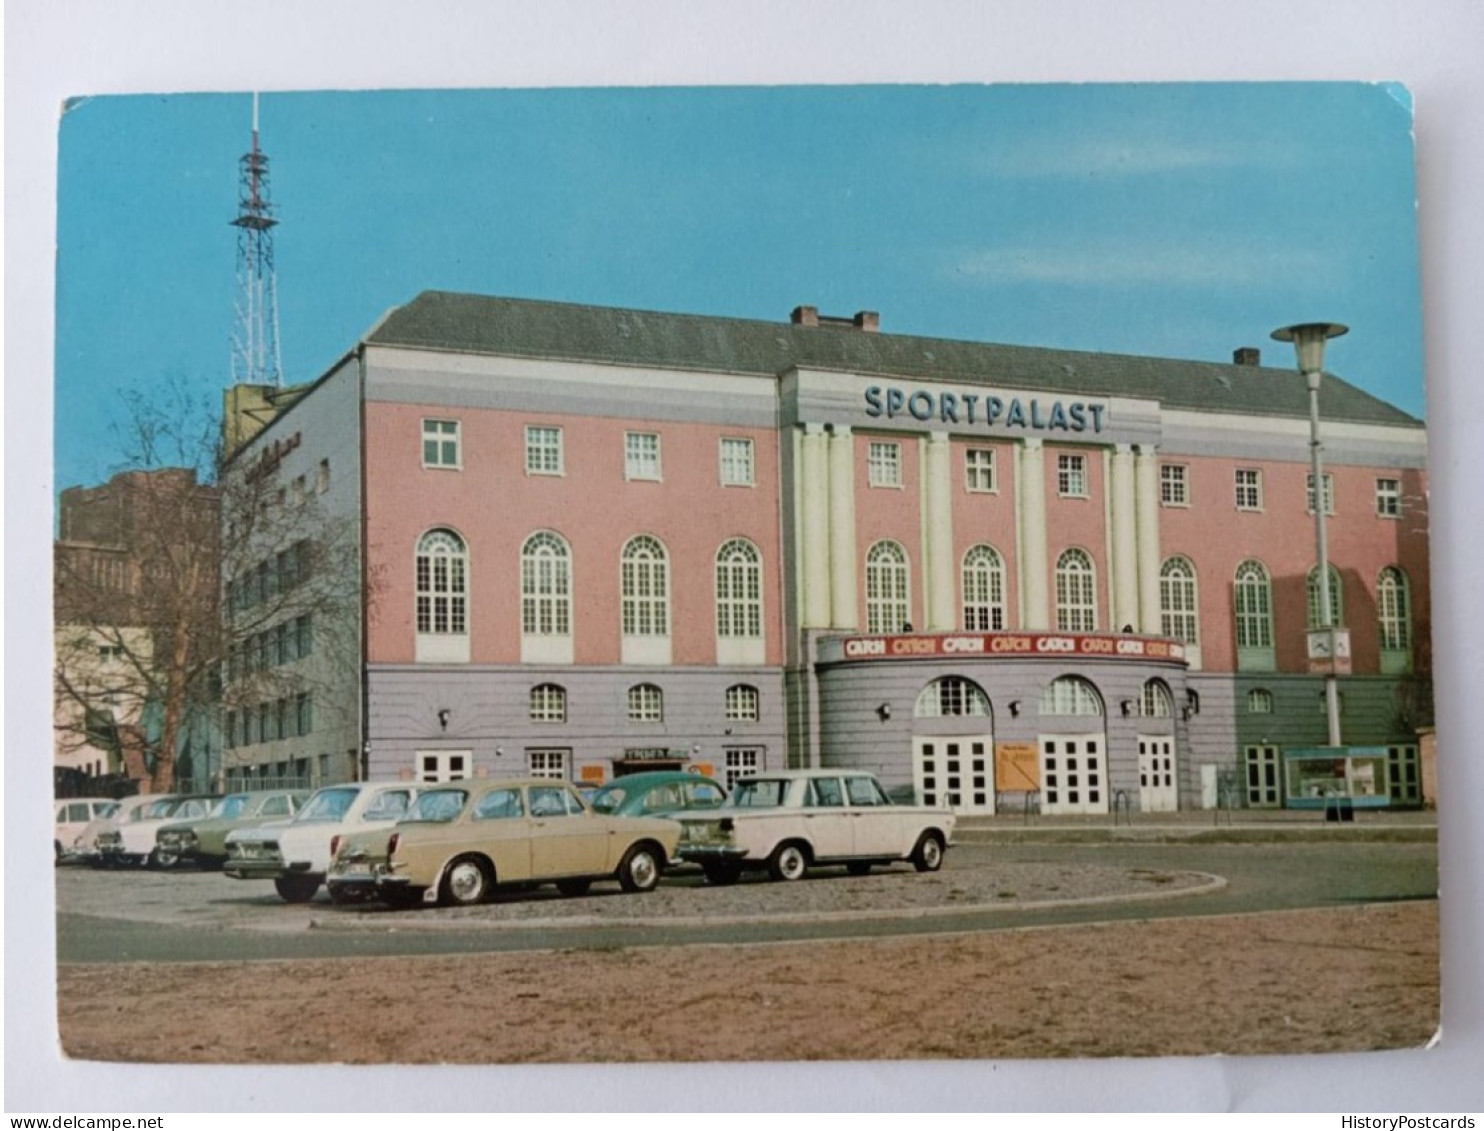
1137,735,1178,812
1243,745,1282,807
913,736,994,814
1039,735,1107,815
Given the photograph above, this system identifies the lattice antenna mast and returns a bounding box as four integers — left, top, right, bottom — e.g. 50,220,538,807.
230,93,284,387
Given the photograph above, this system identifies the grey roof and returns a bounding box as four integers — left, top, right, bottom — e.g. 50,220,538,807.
366,290,1421,428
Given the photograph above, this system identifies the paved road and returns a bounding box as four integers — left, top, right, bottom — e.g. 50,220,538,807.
55,839,1436,965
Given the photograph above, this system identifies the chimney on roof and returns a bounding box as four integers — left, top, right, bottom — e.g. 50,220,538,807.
790,305,880,332
1233,346,1261,366
790,305,820,327
853,311,880,332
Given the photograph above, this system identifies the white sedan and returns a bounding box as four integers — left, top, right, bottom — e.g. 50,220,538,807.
675,769,955,884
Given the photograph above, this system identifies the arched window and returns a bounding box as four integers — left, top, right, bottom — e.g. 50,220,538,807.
725,684,760,721
521,532,571,636
1055,549,1097,633
962,545,1006,631
621,536,669,637
1306,564,1344,629
715,538,763,638
416,529,467,636
915,676,991,718
1247,688,1274,714
1140,679,1174,718
1159,556,1199,645
627,683,663,722
1041,676,1104,716
529,684,567,722
1234,560,1273,649
1378,567,1411,652
866,541,910,634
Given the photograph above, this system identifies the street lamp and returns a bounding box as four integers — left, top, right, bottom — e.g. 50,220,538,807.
1272,321,1348,747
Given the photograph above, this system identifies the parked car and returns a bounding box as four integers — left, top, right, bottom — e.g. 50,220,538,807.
674,769,955,884
328,778,681,909
54,797,119,862
94,794,221,867
588,770,727,818
224,781,419,903
154,789,310,869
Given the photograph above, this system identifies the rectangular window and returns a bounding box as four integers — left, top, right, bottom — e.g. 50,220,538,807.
418,751,470,784
422,419,461,468
258,703,271,744
295,693,312,736
1160,464,1189,506
317,458,330,493
291,475,306,505
1056,454,1088,498
1235,468,1263,511
723,747,763,789
527,749,569,780
1306,472,1335,515
295,614,313,658
868,441,902,488
720,437,755,486
965,448,997,492
1376,478,1402,517
276,698,289,741
625,432,662,480
525,425,563,475
627,684,664,722
273,622,289,666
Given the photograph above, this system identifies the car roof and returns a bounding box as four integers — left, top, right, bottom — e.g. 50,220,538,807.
736,769,879,780
594,771,723,791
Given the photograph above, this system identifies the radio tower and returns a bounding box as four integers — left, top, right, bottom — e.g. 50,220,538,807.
230,93,284,387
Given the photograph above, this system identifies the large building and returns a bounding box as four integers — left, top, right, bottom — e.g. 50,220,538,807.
218,291,1431,812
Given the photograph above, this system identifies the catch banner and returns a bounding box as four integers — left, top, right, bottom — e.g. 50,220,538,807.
838,632,1186,662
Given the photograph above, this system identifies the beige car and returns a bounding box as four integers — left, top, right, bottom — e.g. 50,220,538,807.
330,778,681,908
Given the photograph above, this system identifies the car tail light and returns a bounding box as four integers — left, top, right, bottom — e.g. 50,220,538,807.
330,834,341,858
388,832,400,856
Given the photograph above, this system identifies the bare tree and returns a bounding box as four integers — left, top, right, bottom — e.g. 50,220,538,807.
55,378,363,793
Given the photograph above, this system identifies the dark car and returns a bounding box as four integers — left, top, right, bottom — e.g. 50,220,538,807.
155,789,310,869
588,770,727,819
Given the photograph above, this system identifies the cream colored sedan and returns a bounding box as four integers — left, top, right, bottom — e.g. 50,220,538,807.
331,778,682,908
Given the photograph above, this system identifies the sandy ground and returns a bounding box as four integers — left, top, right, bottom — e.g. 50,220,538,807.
57,901,1438,1063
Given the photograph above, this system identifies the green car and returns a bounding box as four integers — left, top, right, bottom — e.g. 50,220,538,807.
588,771,727,819
155,789,310,869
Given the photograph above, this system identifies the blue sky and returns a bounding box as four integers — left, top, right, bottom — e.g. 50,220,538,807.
54,82,1423,489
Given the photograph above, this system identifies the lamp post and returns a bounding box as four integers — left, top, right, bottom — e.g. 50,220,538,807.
1272,321,1348,747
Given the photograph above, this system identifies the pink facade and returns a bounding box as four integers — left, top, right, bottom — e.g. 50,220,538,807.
365,402,784,667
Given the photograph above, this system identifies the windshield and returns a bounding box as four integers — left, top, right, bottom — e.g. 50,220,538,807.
297,787,359,822
215,795,252,820
589,786,626,815
405,790,468,823
131,799,177,821
729,779,787,809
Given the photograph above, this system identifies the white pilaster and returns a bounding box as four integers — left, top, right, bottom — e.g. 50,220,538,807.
1017,437,1049,630
922,432,956,631
1110,444,1139,632
1135,444,1163,634
800,424,831,628
827,426,858,630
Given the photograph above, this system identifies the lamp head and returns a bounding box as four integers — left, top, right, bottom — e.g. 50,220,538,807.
1271,322,1348,375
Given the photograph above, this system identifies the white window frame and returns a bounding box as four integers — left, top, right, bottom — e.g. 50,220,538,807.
724,684,760,722
1378,566,1412,670
1234,559,1275,669
529,684,568,723
1306,472,1336,516
1055,548,1097,633
915,676,991,718
1247,688,1274,714
865,540,911,634
525,425,564,476
867,441,902,488
1305,564,1344,629
422,418,461,469
723,747,763,789
620,535,670,637
624,432,662,481
1376,478,1402,518
527,749,569,780
415,529,469,662
1160,464,1189,507
1041,676,1104,717
521,531,572,636
627,683,664,722
961,544,1006,631
417,750,471,784
1056,453,1088,498
1235,468,1263,511
720,437,755,487
1140,680,1173,718
1159,556,1199,646
715,538,763,640
965,448,997,493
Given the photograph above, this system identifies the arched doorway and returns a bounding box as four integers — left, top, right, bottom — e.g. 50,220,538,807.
1038,675,1107,815
911,676,994,814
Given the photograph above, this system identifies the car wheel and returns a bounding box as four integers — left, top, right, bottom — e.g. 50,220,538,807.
846,861,873,876
440,855,493,906
556,878,592,898
274,875,320,903
911,832,945,873
766,841,809,882
702,863,742,886
617,843,662,893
